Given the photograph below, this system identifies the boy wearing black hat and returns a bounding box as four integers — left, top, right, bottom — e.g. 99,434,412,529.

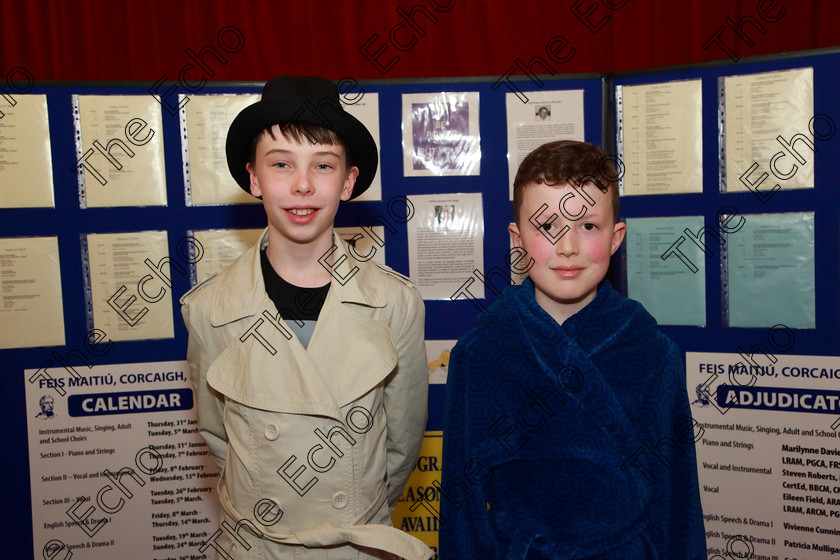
181,76,431,560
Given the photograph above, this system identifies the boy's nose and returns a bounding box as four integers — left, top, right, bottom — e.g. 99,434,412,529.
293,171,313,194
555,228,578,256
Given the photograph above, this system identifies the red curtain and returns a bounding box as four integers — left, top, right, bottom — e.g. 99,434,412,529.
0,0,839,84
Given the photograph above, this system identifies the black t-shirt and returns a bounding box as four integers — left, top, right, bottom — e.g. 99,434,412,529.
260,248,329,348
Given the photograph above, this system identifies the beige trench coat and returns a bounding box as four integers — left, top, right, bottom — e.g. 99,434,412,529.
180,230,432,560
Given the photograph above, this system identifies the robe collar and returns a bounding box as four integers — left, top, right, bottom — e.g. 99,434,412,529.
499,277,657,358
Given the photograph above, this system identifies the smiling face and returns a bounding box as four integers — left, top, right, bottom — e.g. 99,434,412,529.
509,181,626,324
246,125,359,251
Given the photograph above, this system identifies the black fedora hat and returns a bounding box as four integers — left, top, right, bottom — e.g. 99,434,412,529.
225,76,377,200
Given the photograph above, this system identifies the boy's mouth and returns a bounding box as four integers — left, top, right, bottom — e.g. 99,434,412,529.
553,266,583,278
285,207,320,224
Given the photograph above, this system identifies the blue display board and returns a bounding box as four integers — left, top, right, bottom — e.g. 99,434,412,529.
3,49,839,559
0,75,603,559
609,50,839,359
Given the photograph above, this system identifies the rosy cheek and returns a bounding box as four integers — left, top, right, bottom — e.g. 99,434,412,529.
582,239,610,262
524,233,555,258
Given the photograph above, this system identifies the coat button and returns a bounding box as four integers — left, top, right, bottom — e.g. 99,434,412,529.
264,423,279,441
330,491,348,509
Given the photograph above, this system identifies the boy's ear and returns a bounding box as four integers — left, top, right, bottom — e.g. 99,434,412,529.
340,165,360,201
509,222,522,248
610,220,627,255
246,162,262,198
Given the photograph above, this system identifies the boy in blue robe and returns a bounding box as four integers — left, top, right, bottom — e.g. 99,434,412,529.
439,141,706,559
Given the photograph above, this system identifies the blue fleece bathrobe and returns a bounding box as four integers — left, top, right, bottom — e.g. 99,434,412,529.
439,278,706,560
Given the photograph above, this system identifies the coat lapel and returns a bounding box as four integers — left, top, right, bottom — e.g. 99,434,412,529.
204,229,398,419
308,288,398,406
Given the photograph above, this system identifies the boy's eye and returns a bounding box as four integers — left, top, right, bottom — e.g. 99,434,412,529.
582,222,598,231
272,162,289,168
540,221,558,232
315,163,333,170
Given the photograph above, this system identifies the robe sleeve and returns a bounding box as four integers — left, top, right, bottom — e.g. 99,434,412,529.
383,283,428,509
644,338,708,560
439,339,500,560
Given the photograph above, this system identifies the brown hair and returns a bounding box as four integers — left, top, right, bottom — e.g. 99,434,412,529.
248,122,352,167
512,140,621,224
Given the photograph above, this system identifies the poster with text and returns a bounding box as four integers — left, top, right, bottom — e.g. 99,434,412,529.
84,231,176,342
687,352,840,559
0,94,55,208
191,228,264,285
722,67,814,193
74,95,167,208
391,432,442,558
723,212,815,329
617,79,702,195
25,360,219,560
407,193,484,300
0,236,66,349
181,94,261,206
505,89,584,198
625,216,706,326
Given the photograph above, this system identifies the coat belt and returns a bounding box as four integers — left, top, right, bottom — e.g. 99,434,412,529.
217,481,432,560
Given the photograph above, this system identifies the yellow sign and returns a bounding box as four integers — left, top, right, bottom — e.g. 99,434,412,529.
392,431,442,559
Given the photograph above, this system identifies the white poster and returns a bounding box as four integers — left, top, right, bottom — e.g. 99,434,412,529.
0,236,66,349
25,360,219,560
618,80,703,195
505,89,584,198
181,94,261,206
192,228,263,285
74,95,167,208
406,193,484,300
85,231,175,342
0,94,55,208
723,68,814,193
687,351,840,559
